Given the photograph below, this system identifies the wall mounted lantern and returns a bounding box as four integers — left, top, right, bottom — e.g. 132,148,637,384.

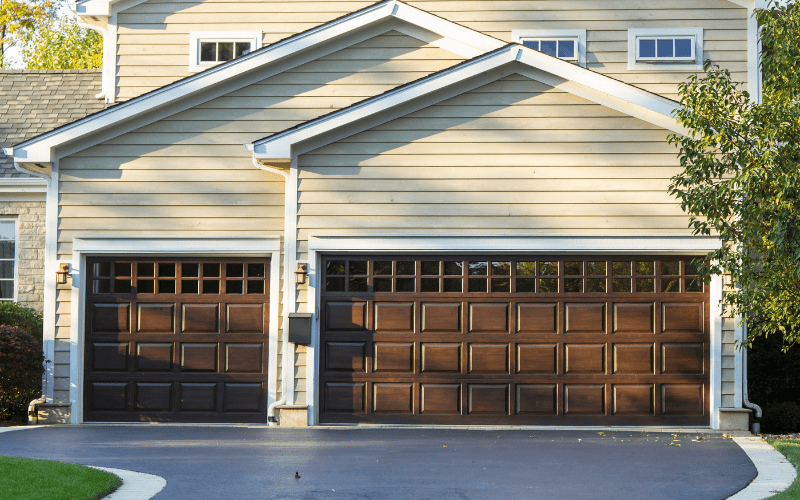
294,262,308,284
55,263,71,285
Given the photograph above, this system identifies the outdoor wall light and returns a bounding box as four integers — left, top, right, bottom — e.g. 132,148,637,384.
294,262,308,284
55,263,71,285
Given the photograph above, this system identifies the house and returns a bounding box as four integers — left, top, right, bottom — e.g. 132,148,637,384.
0,70,106,313
4,0,761,429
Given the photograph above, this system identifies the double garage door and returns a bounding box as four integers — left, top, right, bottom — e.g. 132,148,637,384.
83,257,270,423
320,255,710,426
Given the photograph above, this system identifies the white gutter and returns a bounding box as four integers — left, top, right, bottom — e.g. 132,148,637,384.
741,322,763,434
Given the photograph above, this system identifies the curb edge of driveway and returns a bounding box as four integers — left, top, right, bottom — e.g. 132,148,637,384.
728,437,797,500
90,466,167,500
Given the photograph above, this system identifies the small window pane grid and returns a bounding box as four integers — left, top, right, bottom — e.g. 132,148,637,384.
199,40,253,64
0,221,14,301
90,259,267,296
522,39,577,60
636,36,694,61
323,257,704,294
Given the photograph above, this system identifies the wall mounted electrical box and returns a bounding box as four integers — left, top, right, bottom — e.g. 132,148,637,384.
288,313,313,344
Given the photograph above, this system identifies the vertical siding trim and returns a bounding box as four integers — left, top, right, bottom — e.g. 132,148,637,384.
734,315,744,408
286,161,299,407
108,14,118,104
710,273,723,429
747,7,761,102
43,164,58,403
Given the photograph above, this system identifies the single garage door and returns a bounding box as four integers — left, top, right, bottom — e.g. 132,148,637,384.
319,255,709,425
84,257,270,423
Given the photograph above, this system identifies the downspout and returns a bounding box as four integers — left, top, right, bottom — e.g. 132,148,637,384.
253,156,291,426
741,322,763,434
74,17,107,100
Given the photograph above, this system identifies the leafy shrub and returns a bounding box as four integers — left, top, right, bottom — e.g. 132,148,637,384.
0,302,43,346
761,402,800,434
0,326,45,421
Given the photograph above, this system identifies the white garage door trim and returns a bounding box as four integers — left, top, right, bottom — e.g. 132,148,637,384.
306,233,724,427
69,235,281,424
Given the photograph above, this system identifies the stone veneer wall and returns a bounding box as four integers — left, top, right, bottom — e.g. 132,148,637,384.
0,201,45,312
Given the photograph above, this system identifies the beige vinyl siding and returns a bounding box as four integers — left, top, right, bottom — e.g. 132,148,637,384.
296,73,691,260
54,32,462,411
116,0,747,100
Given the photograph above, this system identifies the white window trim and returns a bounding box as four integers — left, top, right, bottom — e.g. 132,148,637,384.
189,31,263,72
513,29,587,67
305,233,724,428
68,235,281,424
0,218,18,302
628,28,704,71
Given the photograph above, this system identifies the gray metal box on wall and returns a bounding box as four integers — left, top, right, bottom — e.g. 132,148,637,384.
288,313,313,344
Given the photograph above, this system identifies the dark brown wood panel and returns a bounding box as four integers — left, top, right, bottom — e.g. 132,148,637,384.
84,257,270,423
319,255,710,425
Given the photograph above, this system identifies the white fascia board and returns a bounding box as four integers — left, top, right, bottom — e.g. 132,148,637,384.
0,178,47,193
14,0,503,165
308,233,723,254
253,45,685,158
254,48,516,158
72,0,148,17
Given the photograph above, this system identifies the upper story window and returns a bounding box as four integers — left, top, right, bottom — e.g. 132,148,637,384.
0,220,16,301
512,30,587,67
628,28,703,71
189,31,263,72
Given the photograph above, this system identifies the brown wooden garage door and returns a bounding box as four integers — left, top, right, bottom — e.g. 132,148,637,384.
319,255,709,425
84,257,270,423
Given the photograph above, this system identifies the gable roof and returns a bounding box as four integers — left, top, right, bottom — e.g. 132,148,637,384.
0,70,106,180
249,44,688,160
8,0,505,172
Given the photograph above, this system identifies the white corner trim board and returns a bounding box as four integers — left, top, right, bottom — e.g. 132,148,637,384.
68,236,281,424
250,44,687,160
304,233,722,426
14,0,504,166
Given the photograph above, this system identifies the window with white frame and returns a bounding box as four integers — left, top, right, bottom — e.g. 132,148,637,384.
628,28,703,71
0,220,16,301
189,31,263,72
512,30,587,67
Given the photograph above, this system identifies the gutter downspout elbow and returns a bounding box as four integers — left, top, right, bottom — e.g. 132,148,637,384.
741,322,762,434
28,396,46,425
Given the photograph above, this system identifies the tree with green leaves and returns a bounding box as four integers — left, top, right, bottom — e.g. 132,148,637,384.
0,0,52,68
668,0,800,350
18,14,102,69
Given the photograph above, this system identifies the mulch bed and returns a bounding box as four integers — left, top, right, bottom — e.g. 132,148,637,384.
762,433,800,440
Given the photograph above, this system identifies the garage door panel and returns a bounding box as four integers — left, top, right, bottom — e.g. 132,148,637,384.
565,385,606,415
565,344,606,374
469,303,509,333
374,303,414,333
181,304,219,334
137,304,175,333
517,344,558,374
135,383,172,411
135,343,173,372
421,384,461,414
613,384,654,415
565,303,606,334
320,256,708,425
613,303,654,333
85,257,269,423
373,342,413,373
517,303,558,334
91,342,129,371
180,383,217,411
421,303,461,333
373,383,413,413
468,384,509,415
181,343,218,372
662,343,704,374
613,344,654,374
421,343,461,373
92,303,130,333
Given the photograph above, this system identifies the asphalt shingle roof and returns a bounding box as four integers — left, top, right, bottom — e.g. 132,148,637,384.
0,69,107,178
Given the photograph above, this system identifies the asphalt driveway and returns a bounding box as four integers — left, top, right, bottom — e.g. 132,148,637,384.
0,426,756,500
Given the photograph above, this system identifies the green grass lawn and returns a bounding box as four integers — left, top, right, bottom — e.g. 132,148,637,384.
766,439,800,500
0,455,121,500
